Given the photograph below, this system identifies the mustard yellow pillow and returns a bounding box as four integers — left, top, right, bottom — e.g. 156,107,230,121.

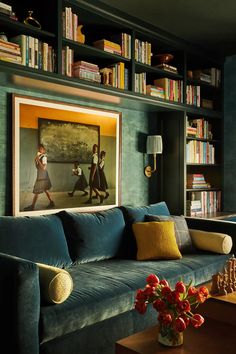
37,263,73,304
132,221,182,261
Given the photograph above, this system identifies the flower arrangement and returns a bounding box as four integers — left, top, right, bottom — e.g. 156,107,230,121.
134,274,209,346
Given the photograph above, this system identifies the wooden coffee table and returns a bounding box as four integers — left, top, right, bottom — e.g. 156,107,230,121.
116,285,236,354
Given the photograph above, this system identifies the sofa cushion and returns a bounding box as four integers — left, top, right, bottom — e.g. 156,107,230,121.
146,214,195,253
57,208,125,263
0,215,72,268
119,202,171,259
37,263,73,304
189,229,233,254
132,221,182,260
40,254,230,344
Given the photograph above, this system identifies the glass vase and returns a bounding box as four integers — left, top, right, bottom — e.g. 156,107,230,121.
158,325,183,347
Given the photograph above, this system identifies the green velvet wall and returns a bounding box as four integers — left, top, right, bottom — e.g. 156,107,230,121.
0,79,158,215
224,54,236,211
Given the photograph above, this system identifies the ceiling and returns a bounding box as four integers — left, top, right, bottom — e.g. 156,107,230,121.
99,0,236,58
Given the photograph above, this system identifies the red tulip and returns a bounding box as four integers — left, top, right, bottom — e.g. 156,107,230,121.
174,317,187,332
159,279,169,287
146,274,159,285
191,314,205,328
175,281,186,293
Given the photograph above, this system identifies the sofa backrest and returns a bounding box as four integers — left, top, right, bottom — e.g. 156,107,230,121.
0,214,72,268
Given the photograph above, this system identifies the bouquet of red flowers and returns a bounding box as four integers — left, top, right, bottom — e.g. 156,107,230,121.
135,274,209,346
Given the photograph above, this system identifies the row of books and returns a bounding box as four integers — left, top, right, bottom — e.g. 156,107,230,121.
134,72,146,94
134,39,152,65
186,117,213,139
154,78,183,103
187,173,210,189
187,190,221,216
62,6,80,42
190,68,221,87
186,85,201,107
186,140,215,164
62,47,128,89
0,35,55,71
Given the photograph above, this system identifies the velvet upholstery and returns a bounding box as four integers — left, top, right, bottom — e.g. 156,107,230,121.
0,253,40,354
120,202,171,258
57,208,125,263
0,215,72,268
40,254,229,344
0,206,236,354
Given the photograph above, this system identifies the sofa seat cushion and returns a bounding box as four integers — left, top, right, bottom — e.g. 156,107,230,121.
0,215,72,268
39,253,230,344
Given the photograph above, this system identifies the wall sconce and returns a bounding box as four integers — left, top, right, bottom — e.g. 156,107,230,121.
144,135,163,177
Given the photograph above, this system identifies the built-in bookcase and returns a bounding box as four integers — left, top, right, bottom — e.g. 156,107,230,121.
0,0,224,217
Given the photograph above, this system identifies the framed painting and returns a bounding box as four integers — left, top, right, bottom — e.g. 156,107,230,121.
12,94,122,216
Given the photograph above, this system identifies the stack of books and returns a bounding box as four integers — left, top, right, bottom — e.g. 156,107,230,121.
0,1,12,16
72,60,101,83
187,174,210,189
156,63,178,74
93,39,121,56
186,199,202,216
146,85,164,98
154,78,183,102
0,38,21,64
186,117,213,139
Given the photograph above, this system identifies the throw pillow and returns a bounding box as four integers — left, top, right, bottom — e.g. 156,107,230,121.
37,263,73,304
119,201,171,259
57,208,125,264
132,221,182,261
0,214,72,268
146,214,195,253
189,229,233,254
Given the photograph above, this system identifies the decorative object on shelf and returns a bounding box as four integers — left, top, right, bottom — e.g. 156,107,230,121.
144,135,162,177
77,24,85,43
23,10,41,29
0,31,8,41
155,53,174,64
134,274,209,347
100,67,112,85
211,255,236,295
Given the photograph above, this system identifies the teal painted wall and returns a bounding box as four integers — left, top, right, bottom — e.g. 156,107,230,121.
0,80,158,215
224,54,236,211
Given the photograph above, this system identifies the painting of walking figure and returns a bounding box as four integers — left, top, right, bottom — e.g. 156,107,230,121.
24,144,55,211
13,94,121,216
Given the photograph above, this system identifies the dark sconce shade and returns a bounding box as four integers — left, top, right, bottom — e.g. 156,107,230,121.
144,135,163,177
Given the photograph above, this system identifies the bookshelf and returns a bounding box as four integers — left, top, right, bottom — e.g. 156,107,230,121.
0,0,224,217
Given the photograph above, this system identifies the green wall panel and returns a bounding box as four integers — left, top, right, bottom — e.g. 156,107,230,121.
0,79,157,215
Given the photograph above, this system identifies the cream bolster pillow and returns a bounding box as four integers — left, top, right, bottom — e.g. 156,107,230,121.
189,229,233,254
36,263,73,304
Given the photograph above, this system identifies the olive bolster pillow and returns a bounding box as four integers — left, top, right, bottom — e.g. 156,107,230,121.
36,263,73,304
189,229,233,254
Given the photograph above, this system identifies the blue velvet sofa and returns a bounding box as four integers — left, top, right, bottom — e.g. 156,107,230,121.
0,201,235,354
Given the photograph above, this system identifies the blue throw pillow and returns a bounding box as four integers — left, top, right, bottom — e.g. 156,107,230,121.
119,201,171,259
0,214,72,268
57,208,126,263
